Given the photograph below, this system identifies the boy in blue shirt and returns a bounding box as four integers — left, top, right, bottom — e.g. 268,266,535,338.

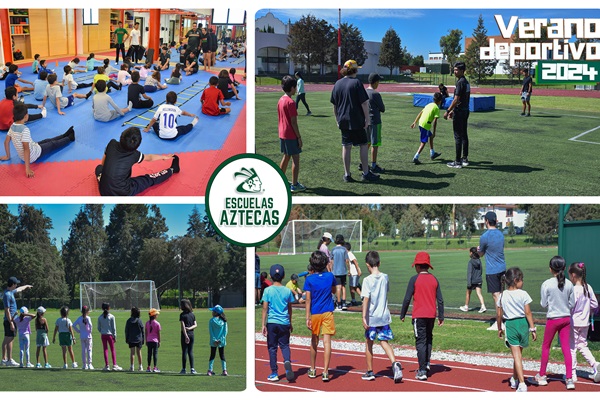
261,264,295,382
304,250,337,381
410,92,443,164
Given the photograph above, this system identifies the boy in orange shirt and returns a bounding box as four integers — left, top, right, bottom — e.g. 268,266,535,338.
201,76,231,116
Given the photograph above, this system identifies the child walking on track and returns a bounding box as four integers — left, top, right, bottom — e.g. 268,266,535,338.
35,306,51,368
73,306,93,369
531,256,575,389
361,251,402,383
400,252,444,381
98,302,122,371
145,308,161,372
496,267,537,392
52,306,77,369
262,264,296,382
125,306,145,371
304,250,337,382
460,247,486,313
180,299,197,374
567,262,600,383
208,305,228,376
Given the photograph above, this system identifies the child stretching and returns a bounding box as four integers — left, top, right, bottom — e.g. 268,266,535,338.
531,256,575,389
345,242,361,306
568,262,600,383
97,302,122,371
62,65,93,94
304,250,337,381
68,57,87,73
91,66,122,94
34,306,51,368
92,80,132,122
208,305,229,376
5,64,34,92
361,251,403,383
165,64,182,85
460,247,486,313
143,71,168,93
125,306,145,372
117,64,132,86
145,309,161,372
262,264,296,382
180,299,197,374
277,75,305,193
410,92,442,164
201,76,231,116
52,306,77,369
86,53,100,71
400,252,444,381
16,306,36,367
42,74,88,115
143,91,198,139
496,267,537,392
73,306,93,369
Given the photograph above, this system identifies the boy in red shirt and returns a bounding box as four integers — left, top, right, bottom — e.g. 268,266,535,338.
400,252,444,381
201,76,231,116
278,75,305,193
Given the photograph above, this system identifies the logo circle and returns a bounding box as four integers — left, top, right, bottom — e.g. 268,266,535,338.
205,154,291,247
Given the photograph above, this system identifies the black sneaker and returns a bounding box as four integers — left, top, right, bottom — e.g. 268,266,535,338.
520,112,526,116
341,302,348,311
431,152,442,160
361,171,380,182
447,161,462,169
461,158,469,167
416,369,427,380
343,174,355,183
526,113,531,117
371,164,385,174
413,158,421,165
362,371,375,381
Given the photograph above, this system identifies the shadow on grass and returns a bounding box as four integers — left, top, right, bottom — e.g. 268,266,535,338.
466,160,544,173
529,115,562,118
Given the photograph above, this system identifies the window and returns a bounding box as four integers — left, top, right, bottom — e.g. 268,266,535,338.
82,9,99,25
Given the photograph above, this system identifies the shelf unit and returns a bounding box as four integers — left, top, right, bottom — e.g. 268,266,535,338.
8,9,31,59
110,9,120,49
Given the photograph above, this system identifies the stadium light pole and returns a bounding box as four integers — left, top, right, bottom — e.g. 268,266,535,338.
337,9,341,80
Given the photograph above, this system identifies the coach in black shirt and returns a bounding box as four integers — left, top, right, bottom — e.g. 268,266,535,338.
444,62,471,169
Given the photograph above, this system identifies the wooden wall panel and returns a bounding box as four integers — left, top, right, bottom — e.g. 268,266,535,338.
47,9,68,56
67,10,75,55
29,9,48,57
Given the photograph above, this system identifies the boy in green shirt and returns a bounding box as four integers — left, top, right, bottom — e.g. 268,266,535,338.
410,92,443,164
113,21,129,64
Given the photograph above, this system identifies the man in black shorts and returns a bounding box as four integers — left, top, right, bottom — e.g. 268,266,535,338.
520,69,532,117
478,211,506,329
444,62,471,168
330,60,379,183
2,277,32,366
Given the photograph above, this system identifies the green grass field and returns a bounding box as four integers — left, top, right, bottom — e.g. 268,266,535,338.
256,90,600,196
258,247,559,313
0,308,245,391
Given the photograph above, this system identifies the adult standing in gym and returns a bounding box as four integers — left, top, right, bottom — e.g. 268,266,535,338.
129,22,142,64
478,212,506,325
444,62,470,169
2,277,33,366
520,69,533,117
113,21,129,65
184,22,201,62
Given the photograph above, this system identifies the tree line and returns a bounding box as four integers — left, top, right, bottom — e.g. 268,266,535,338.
0,205,245,306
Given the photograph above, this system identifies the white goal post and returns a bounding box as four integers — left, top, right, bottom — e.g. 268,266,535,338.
278,220,362,255
80,280,160,311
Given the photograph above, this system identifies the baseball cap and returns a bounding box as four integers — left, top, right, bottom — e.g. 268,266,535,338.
323,232,333,241
209,305,224,315
270,264,285,280
19,306,28,314
412,251,433,269
148,308,160,317
343,59,361,69
8,276,20,286
291,273,299,281
485,211,497,223
368,73,382,84
37,306,46,314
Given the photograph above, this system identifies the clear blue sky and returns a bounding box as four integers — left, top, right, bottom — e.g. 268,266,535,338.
256,9,597,58
6,204,206,247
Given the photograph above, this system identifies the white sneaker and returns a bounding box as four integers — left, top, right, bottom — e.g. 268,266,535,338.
565,378,575,390
129,366,135,372
478,306,487,313
103,365,111,371
529,373,548,386
517,382,527,392
139,365,144,372
127,101,133,111
563,373,577,383
593,365,600,383
7,359,19,367
487,321,505,331
41,107,47,118
112,365,123,371
88,364,94,370
72,362,78,369
26,362,34,368
509,376,517,389
459,305,469,312
0,359,7,366
63,364,68,369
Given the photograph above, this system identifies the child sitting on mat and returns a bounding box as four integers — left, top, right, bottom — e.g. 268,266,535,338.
143,71,167,93
42,74,89,116
143,91,198,139
201,76,231,116
92,80,132,122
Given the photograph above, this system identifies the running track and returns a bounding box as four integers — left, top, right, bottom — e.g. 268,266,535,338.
255,340,599,392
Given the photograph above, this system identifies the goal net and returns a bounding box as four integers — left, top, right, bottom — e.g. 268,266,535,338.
278,220,362,255
80,281,160,311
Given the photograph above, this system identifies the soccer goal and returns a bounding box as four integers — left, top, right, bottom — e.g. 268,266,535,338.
278,220,362,255
80,281,160,311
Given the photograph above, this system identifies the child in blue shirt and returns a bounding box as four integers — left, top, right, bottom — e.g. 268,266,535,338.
207,305,228,376
261,264,296,382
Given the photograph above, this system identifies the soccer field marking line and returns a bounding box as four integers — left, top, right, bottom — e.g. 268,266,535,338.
256,380,321,391
569,125,600,144
256,357,488,392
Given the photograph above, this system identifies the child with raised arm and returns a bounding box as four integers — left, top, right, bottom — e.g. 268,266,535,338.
568,262,600,383
345,242,361,306
73,305,93,369
95,127,180,196
410,92,442,164
1,103,74,178
460,247,487,313
262,264,296,382
179,299,197,374
97,302,122,371
278,75,304,193
304,250,337,381
145,308,161,372
361,251,402,383
400,252,444,381
42,74,88,116
207,305,228,376
125,306,145,372
143,91,198,140
496,267,537,392
531,256,575,389
34,306,51,368
201,76,231,116
16,306,36,367
52,306,77,369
